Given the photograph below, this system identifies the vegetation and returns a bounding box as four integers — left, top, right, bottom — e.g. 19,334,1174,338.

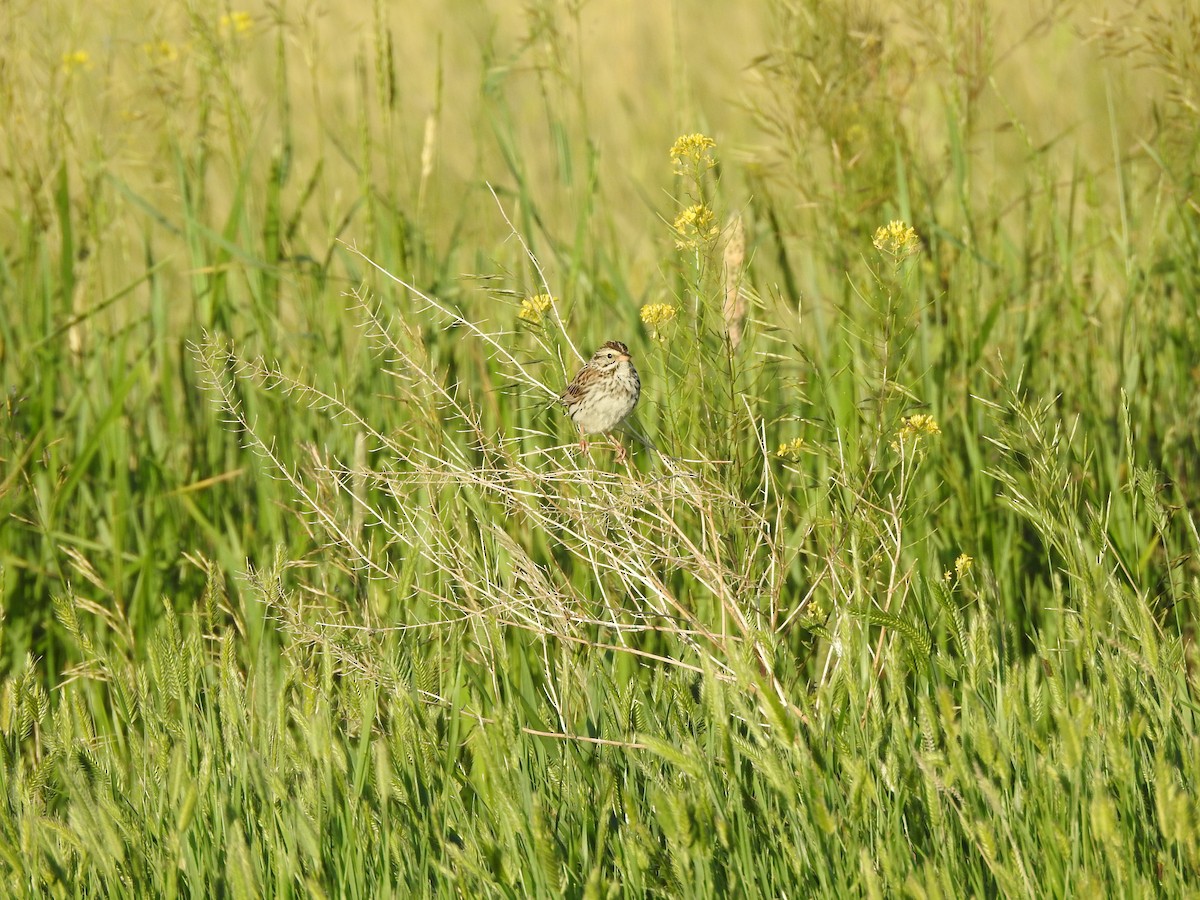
2,0,1199,895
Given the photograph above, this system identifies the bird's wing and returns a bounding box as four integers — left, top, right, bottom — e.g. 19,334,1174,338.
560,379,584,404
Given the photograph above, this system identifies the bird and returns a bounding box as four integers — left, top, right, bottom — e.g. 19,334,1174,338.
559,340,641,461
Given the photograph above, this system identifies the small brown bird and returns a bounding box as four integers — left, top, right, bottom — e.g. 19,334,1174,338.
560,340,641,460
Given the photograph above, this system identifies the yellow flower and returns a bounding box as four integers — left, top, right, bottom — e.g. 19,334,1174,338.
944,553,973,582
518,293,554,323
872,220,921,258
900,413,940,437
61,51,92,75
142,41,180,64
219,11,254,37
670,133,717,173
777,438,806,462
640,303,678,341
802,597,829,626
639,303,677,327
890,413,940,452
673,204,719,250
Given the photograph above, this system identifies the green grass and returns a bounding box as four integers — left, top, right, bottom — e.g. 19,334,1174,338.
2,0,1200,895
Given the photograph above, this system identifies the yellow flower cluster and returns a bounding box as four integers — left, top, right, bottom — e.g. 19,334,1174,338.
899,413,940,438
777,438,806,462
219,11,254,37
61,51,92,75
872,220,921,258
673,204,719,250
891,413,940,452
639,303,677,327
802,597,829,627
670,133,717,171
944,553,974,582
518,293,554,323
640,303,677,341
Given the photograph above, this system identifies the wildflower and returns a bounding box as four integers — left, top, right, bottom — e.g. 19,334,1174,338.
639,304,677,326
802,597,829,626
673,204,719,250
890,413,940,452
777,437,806,462
640,303,677,340
898,413,940,438
518,293,554,323
142,41,180,64
670,133,717,173
219,11,254,37
944,553,973,582
61,51,92,75
872,220,921,259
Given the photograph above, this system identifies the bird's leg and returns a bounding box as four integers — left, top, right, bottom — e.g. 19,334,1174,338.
613,438,628,463
578,438,590,454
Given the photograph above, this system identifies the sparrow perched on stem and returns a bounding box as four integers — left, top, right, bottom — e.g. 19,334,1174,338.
559,340,640,461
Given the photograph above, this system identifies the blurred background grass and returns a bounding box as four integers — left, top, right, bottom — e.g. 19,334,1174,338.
3,0,1200,894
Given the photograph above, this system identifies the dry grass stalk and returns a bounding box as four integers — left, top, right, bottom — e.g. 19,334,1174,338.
722,215,747,348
